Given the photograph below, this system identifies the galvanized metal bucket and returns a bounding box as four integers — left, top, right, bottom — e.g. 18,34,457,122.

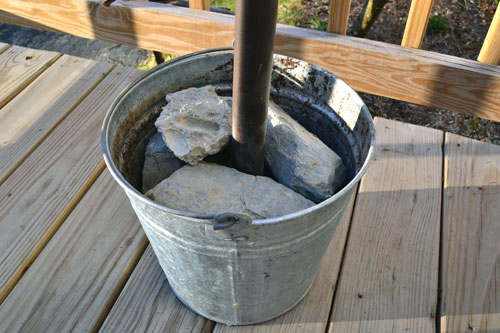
102,49,375,325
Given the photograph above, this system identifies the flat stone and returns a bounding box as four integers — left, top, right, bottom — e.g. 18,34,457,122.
266,101,346,203
155,85,231,165
142,132,184,193
146,163,314,219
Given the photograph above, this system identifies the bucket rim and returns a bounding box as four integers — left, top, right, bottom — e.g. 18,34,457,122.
101,48,375,224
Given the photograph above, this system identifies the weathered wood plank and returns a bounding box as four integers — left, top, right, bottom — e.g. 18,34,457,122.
100,245,214,332
329,118,442,332
401,0,434,48
0,66,142,304
275,29,500,124
0,170,148,332
0,55,112,185
0,0,233,55
440,134,500,332
0,45,60,109
327,0,352,35
213,193,357,333
478,6,500,65
1,1,500,121
189,0,209,10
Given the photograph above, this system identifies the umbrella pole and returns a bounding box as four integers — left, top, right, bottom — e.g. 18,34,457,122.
232,0,279,175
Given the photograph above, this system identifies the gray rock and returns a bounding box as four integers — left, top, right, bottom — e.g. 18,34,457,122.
142,132,184,193
215,97,346,202
146,163,314,219
155,86,232,165
266,101,346,203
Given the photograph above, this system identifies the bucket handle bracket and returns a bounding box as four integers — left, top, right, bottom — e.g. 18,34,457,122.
212,212,253,240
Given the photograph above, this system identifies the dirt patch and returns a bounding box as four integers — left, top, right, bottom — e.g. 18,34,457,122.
296,0,500,144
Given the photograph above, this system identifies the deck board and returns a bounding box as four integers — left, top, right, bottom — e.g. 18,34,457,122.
329,118,443,332
0,170,148,332
0,66,141,304
441,134,500,332
0,46,60,109
100,246,214,333
0,55,112,185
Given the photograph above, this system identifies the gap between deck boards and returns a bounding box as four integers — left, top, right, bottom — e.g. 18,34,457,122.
0,45,61,109
0,55,114,185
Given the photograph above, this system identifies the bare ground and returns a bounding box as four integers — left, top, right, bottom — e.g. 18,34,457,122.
299,0,500,143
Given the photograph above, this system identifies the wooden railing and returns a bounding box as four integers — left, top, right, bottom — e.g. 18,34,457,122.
191,0,500,63
326,0,499,59
401,0,434,48
327,0,352,35
0,0,499,122
188,0,210,11
479,7,500,64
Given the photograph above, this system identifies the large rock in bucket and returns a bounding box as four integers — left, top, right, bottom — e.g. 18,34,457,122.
266,101,346,203
142,132,184,193
155,84,346,203
146,163,314,219
155,86,231,165
205,94,346,202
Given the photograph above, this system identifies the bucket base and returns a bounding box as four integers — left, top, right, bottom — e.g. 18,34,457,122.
168,278,315,326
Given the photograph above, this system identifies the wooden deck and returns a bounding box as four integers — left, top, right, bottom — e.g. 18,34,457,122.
0,44,499,332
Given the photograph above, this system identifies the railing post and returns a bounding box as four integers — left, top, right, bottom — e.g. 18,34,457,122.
478,6,500,65
401,0,434,48
189,0,210,11
327,0,352,35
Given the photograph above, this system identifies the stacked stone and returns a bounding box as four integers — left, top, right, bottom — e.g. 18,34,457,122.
142,86,346,218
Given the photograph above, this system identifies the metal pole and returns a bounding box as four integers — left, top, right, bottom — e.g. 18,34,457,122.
232,0,279,176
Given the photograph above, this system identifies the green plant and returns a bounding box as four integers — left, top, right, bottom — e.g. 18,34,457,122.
308,10,328,31
210,0,235,11
469,118,480,131
428,15,448,33
277,0,303,26
211,0,304,27
136,52,176,71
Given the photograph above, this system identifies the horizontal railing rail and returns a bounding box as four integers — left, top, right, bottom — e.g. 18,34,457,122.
0,0,499,121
